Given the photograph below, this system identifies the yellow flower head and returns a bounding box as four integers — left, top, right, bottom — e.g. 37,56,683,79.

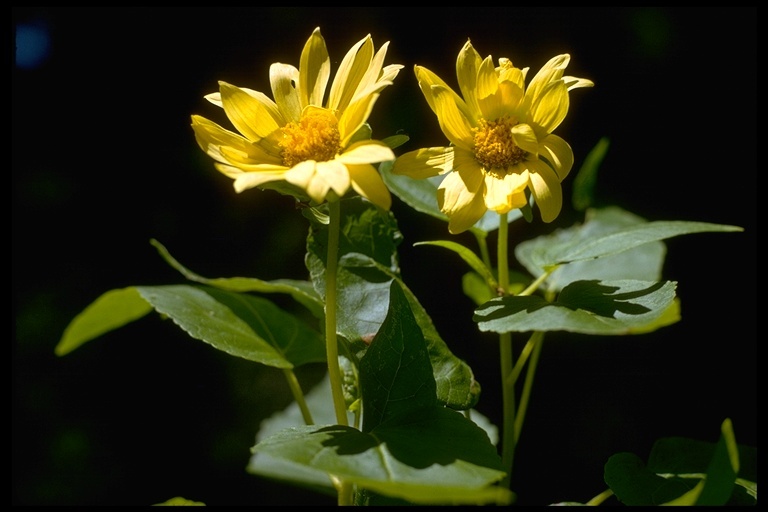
392,40,593,233
191,27,403,210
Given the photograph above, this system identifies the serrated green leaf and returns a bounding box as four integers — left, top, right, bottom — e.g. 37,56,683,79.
360,281,437,431
135,285,325,368
516,208,742,281
253,417,512,505
518,207,667,293
150,238,323,318
251,283,509,504
55,287,153,356
247,372,499,493
306,198,480,410
474,279,676,335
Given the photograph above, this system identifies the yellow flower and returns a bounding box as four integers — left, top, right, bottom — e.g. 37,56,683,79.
191,27,402,210
392,41,593,233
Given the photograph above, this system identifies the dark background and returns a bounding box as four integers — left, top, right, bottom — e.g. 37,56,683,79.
13,7,756,506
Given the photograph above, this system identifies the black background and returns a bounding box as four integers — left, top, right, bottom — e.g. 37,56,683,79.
13,7,756,506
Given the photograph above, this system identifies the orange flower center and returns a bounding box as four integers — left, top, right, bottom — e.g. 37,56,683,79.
473,116,526,179
279,109,341,167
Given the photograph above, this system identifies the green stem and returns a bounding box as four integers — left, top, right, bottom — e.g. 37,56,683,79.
473,230,492,270
282,369,314,425
586,488,614,506
325,200,348,428
325,200,353,506
496,212,516,489
513,331,543,444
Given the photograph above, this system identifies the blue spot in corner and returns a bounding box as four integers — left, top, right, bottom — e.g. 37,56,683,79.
15,22,51,70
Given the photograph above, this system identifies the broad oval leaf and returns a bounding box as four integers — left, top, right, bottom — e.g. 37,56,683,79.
55,287,153,356
306,198,481,410
150,238,323,317
136,285,325,368
252,412,511,505
516,207,742,287
474,279,677,335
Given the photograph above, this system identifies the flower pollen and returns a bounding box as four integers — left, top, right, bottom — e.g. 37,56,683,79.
474,117,526,177
280,109,342,167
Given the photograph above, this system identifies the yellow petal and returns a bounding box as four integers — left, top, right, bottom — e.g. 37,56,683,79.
438,161,487,233
391,147,454,179
219,82,281,141
530,79,568,133
414,65,469,119
270,63,302,124
232,168,289,193
328,34,373,112
456,40,483,120
525,54,569,107
338,140,395,165
338,93,378,147
349,42,402,105
432,85,475,151
316,160,351,197
285,160,329,203
348,163,392,210
539,134,573,181
191,115,248,154
484,170,529,213
527,159,563,223
299,27,331,108
564,75,595,91
510,123,539,156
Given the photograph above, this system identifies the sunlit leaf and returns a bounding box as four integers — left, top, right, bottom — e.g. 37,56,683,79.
306,197,481,410
150,238,323,318
136,285,325,368
251,282,511,505
152,496,206,506
55,287,153,356
474,279,676,335
516,206,742,293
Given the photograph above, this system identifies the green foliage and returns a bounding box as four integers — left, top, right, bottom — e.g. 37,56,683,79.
251,282,512,505
603,419,756,506
54,139,753,506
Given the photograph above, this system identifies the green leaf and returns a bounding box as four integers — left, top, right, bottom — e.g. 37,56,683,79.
604,452,695,505
247,372,499,494
359,280,437,430
572,136,610,212
414,240,497,290
152,496,206,506
150,238,323,318
474,279,676,335
517,207,742,276
306,198,481,410
252,282,511,505
55,287,154,356
605,420,757,506
648,420,757,505
135,285,325,368
379,159,522,234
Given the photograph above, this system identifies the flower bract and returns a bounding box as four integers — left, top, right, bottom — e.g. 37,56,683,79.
191,27,403,210
392,41,593,233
